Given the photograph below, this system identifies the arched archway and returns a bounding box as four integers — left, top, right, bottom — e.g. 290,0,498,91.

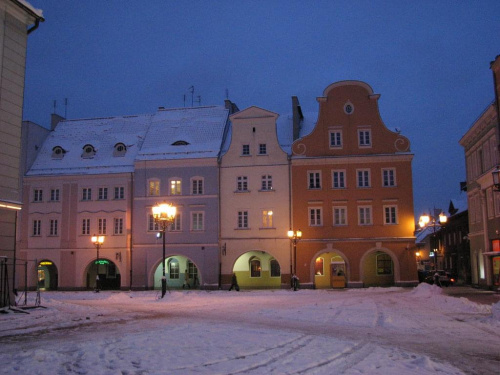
311,251,347,289
85,258,121,290
232,251,281,289
37,260,58,290
360,249,398,287
152,256,201,289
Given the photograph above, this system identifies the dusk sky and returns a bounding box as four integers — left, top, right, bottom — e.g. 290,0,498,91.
23,1,500,220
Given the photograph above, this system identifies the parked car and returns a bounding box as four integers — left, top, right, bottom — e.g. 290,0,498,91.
423,271,455,287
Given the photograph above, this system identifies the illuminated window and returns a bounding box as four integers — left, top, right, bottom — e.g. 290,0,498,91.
376,253,393,275
250,258,261,277
262,210,273,228
315,257,324,276
170,179,182,195
148,180,160,196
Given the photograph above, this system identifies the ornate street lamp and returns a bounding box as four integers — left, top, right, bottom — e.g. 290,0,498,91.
492,165,500,191
287,229,302,291
152,202,176,298
418,211,447,270
91,235,104,292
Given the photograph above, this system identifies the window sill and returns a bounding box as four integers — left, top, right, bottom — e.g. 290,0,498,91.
235,227,250,230
259,227,276,230
234,190,251,193
258,189,275,193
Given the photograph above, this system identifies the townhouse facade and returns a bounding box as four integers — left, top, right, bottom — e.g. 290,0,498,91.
459,54,500,289
17,81,418,291
290,81,417,288
0,0,43,307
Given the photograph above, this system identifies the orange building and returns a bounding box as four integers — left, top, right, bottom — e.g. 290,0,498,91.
290,81,417,288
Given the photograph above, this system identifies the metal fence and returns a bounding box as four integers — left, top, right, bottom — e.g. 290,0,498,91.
0,256,10,308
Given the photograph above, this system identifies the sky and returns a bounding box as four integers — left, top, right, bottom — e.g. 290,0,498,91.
1,286,499,374
22,1,500,219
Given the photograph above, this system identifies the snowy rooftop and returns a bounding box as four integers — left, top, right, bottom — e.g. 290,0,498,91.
27,114,152,176
136,106,229,161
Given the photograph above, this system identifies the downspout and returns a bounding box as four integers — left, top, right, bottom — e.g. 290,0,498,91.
129,172,134,290
27,18,40,34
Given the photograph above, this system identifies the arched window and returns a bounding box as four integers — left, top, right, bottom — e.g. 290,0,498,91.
270,259,280,277
113,142,127,157
250,257,261,278
51,146,66,159
168,259,179,279
315,257,324,276
376,253,393,275
82,144,96,158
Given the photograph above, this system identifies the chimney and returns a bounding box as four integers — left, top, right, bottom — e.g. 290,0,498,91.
292,96,303,141
224,99,239,115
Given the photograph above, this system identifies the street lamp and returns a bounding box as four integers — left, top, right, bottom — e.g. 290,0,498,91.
91,235,104,293
152,202,176,298
492,165,500,191
418,211,447,270
287,229,302,291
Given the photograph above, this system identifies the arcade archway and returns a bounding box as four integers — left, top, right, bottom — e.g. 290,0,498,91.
86,258,121,290
37,260,58,290
362,250,395,287
232,251,281,289
153,256,200,289
313,252,346,289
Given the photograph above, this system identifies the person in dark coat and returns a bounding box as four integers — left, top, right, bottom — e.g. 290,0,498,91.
229,272,239,291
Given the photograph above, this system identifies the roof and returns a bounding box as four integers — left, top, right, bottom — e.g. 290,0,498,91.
275,111,318,154
27,114,152,176
27,106,231,176
136,106,229,161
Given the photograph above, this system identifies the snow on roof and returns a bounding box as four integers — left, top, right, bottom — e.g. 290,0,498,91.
136,106,229,161
27,114,152,176
275,112,318,154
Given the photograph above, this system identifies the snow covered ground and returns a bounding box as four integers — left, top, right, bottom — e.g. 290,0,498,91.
1,284,499,375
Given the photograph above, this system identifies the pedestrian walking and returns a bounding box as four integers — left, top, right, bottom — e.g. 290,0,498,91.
433,271,441,287
229,272,239,291
183,269,191,289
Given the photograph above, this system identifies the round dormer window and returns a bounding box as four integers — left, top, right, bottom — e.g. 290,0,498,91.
85,146,93,153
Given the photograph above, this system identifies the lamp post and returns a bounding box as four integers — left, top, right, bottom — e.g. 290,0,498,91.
287,229,302,291
91,235,104,293
152,202,176,298
418,211,447,270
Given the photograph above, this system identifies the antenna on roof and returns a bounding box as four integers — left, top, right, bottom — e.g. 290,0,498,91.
188,86,194,107
64,98,68,118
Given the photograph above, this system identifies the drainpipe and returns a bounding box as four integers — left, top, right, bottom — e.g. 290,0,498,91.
129,172,134,290
27,18,40,34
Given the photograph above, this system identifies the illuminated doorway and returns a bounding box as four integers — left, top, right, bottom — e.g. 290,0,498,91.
37,260,58,290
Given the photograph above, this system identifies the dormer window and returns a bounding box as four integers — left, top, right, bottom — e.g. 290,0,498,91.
172,140,189,146
82,144,96,158
52,146,66,159
113,142,127,157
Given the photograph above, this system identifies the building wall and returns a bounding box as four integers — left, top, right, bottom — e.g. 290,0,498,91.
220,107,291,288
291,81,417,288
132,158,221,289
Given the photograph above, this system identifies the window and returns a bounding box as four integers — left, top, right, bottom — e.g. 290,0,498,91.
52,146,66,159
98,187,108,200
258,143,267,155
50,189,60,202
192,178,204,195
358,130,371,147
261,175,273,191
187,261,198,282
329,131,342,148
170,214,181,231
148,214,159,231
82,219,90,235
169,259,179,279
33,220,41,236
250,258,261,277
113,143,127,157
82,144,96,158
315,257,324,276
309,207,322,226
308,171,321,189
262,210,273,228
49,219,58,236
357,170,370,188
333,207,347,226
382,169,396,187
358,206,372,225
238,211,249,228
191,212,204,231
114,186,125,200
98,218,107,235
82,188,92,201
34,189,43,202
237,176,248,191
377,253,393,275
384,205,398,224
242,144,250,155
170,179,182,195
148,180,160,196
270,259,280,277
332,170,346,189
114,218,123,235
